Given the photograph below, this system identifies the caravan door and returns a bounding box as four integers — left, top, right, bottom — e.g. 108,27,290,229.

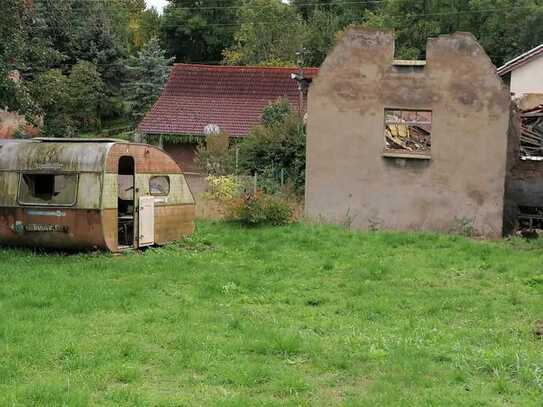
138,196,155,247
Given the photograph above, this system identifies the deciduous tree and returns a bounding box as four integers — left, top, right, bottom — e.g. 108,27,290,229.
223,0,308,66
238,99,306,192
160,0,239,63
68,61,105,130
30,69,74,136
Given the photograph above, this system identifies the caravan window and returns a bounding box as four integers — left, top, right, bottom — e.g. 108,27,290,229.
149,176,170,196
18,173,78,206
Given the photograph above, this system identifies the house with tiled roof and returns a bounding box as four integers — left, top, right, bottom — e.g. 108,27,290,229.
137,64,319,174
498,44,543,97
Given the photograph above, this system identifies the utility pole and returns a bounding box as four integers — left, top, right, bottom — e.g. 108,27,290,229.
291,48,310,118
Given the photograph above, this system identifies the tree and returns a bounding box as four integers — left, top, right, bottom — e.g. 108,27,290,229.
292,0,379,66
30,69,74,136
196,132,235,175
32,0,133,124
0,0,60,119
223,0,308,66
238,100,306,192
261,97,292,127
304,9,346,66
364,0,543,64
116,0,161,52
68,61,105,130
123,37,174,121
160,0,239,63
139,8,162,49
30,62,105,136
292,0,378,20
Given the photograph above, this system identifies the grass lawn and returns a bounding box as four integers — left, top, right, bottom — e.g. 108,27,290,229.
1,221,543,406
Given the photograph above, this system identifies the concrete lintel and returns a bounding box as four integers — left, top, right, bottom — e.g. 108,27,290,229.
382,151,431,160
393,60,426,66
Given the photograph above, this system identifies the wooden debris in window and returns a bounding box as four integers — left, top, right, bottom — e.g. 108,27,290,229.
384,109,432,153
520,105,543,159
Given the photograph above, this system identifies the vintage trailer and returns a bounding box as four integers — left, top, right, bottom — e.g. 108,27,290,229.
0,138,195,251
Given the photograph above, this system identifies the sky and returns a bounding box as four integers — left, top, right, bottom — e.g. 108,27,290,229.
146,0,168,13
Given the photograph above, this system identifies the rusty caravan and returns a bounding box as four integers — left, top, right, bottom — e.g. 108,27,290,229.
0,138,195,251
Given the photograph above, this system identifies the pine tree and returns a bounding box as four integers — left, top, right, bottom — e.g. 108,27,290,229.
123,37,174,122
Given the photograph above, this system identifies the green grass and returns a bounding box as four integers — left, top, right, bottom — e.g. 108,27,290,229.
1,221,543,406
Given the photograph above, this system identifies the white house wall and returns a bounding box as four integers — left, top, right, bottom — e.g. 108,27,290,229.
510,53,543,97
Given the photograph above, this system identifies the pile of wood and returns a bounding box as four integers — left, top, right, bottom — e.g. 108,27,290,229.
520,105,543,158
385,123,431,152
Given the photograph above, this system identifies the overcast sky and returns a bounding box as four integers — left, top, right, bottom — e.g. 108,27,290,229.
146,0,168,13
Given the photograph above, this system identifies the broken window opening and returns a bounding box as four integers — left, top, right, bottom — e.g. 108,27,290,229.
518,206,543,230
18,173,78,206
384,109,432,154
520,105,543,160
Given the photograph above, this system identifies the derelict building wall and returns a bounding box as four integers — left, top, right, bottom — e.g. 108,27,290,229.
305,29,510,237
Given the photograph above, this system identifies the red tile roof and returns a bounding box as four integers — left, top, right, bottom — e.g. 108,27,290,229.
137,64,319,137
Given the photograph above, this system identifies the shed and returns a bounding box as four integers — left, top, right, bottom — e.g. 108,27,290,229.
137,64,319,174
0,138,195,251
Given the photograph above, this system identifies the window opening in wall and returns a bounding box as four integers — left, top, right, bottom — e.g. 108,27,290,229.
392,60,426,74
520,105,543,160
149,176,170,195
384,109,432,153
18,173,78,206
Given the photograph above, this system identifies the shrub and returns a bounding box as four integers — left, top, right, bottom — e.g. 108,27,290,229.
261,97,292,127
237,112,306,193
205,175,240,201
228,193,294,226
196,132,235,176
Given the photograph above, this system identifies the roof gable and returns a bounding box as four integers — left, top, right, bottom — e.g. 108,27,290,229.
137,64,319,137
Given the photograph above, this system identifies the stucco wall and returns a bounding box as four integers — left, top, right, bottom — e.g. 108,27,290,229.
510,54,543,97
164,142,199,173
163,142,207,196
305,29,510,237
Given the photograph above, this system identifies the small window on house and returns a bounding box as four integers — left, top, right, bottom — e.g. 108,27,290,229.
18,173,78,206
520,106,543,160
384,109,432,154
149,176,170,195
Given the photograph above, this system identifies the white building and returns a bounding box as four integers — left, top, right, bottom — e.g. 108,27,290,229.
498,44,543,97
